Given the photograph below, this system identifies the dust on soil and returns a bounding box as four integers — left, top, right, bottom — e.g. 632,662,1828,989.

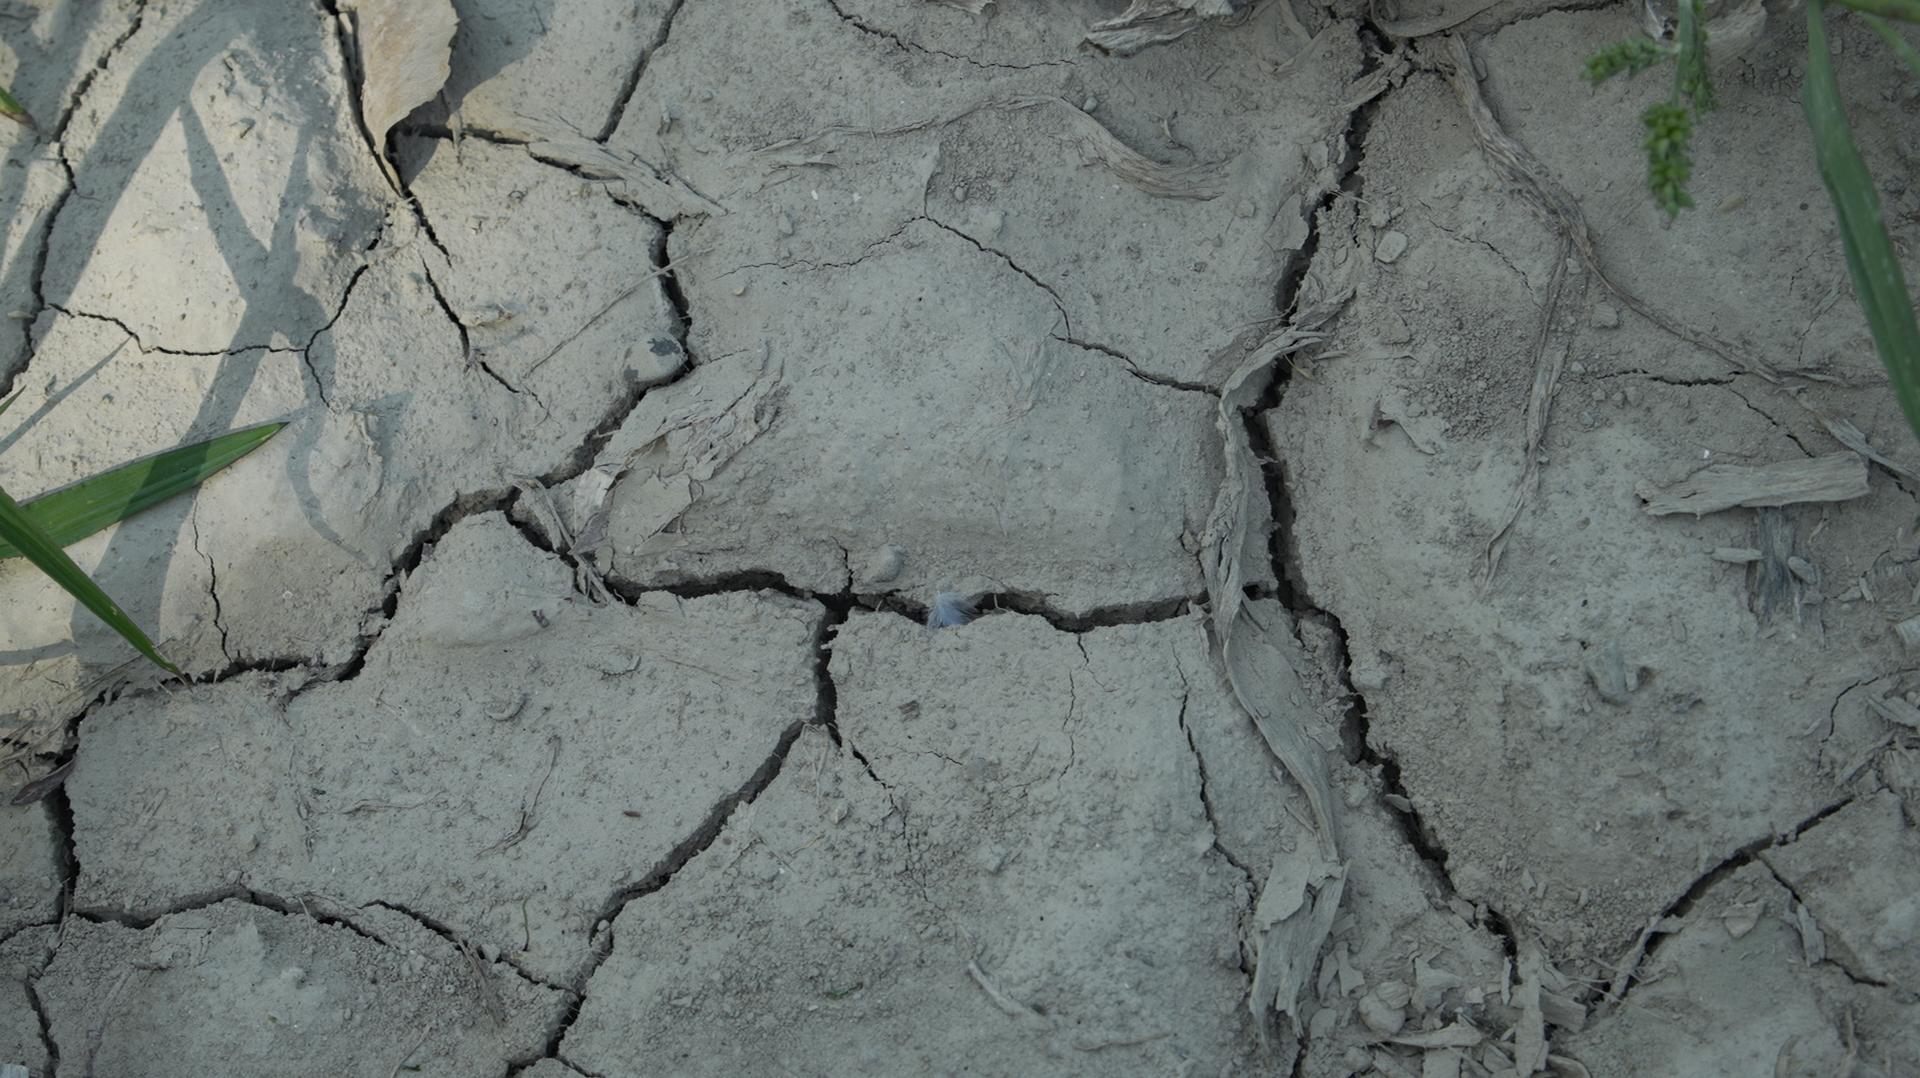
3,1,1919,1076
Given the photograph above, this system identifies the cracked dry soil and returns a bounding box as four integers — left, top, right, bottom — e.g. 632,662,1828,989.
3,0,1920,1075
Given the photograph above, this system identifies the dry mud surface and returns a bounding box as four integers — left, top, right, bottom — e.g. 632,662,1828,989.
3,1,1920,1075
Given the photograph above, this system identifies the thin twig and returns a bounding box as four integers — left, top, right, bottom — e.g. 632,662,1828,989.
482,735,559,855
387,1024,433,1078
523,250,712,377
1441,35,1779,384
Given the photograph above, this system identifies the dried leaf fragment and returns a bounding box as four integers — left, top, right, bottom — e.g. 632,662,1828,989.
1385,1021,1484,1049
1001,96,1227,200
344,0,457,182
525,136,726,219
1637,452,1869,516
1866,693,1920,730
1791,902,1826,964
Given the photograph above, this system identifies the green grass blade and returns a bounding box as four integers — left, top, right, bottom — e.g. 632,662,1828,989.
1674,0,1715,110
1804,0,1920,448
1860,11,1920,76
0,481,178,674
0,83,39,133
0,421,285,559
1833,0,1920,21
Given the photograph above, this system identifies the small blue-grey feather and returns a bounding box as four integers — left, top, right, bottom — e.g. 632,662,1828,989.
926,592,977,629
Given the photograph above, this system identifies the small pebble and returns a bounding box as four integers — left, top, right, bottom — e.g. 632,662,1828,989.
1358,993,1406,1036
1374,230,1409,263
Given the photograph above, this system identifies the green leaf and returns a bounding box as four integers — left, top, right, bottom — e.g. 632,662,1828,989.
1584,37,1677,85
0,412,285,674
0,482,178,674
0,420,285,558
1859,11,1920,77
0,82,40,133
1803,0,1920,449
1642,100,1697,216
1674,0,1716,111
1832,0,1920,22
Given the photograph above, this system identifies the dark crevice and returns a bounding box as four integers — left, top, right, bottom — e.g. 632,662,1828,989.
1601,797,1856,1004
602,568,821,606
597,0,686,142
5,78,95,400
417,260,520,397
22,960,57,1074
1251,29,1523,969
7,685,154,809
245,891,394,946
728,217,924,278
69,883,383,938
304,259,373,351
251,484,517,694
387,487,519,586
316,0,400,200
1425,219,1540,301
295,221,694,693
1637,374,1736,387
1174,673,1258,880
587,720,806,921
822,0,1074,72
62,879,579,1042
1371,759,1454,869
877,588,1197,634
1294,595,1468,889
190,654,312,690
514,1056,592,1078
42,305,275,360
654,224,694,350
920,216,1072,334
1056,334,1217,393
1117,363,1216,395
511,141,719,223
44,784,78,924
528,225,694,488
44,2,148,142
403,192,455,262
361,899,572,994
1724,383,1807,452
392,121,526,148
541,719,810,1054
297,260,376,410
1754,860,1893,988
0,0,144,391
187,506,231,660
811,599,854,739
